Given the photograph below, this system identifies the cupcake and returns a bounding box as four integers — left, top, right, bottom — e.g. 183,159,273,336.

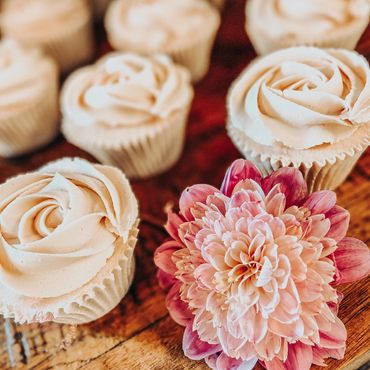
105,0,221,82
227,47,370,193
0,0,94,72
90,0,111,19
0,39,59,158
0,157,139,324
61,52,194,179
246,0,370,55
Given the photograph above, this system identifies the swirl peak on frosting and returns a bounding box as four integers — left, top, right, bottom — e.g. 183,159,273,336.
106,0,219,50
1,0,90,38
62,52,194,128
248,0,370,38
0,158,138,298
229,47,370,150
0,38,57,111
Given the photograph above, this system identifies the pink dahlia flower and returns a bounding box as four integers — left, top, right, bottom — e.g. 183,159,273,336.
154,160,370,370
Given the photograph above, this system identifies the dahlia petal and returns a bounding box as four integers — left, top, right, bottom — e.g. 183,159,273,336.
183,322,221,360
221,159,262,197
318,316,347,350
165,210,185,242
154,240,182,275
312,345,345,366
325,206,349,242
166,282,193,326
262,167,307,208
334,237,370,284
216,352,258,370
302,191,336,215
157,269,176,291
180,184,219,221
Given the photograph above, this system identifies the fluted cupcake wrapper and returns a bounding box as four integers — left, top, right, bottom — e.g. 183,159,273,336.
34,15,94,73
227,123,369,193
0,222,139,325
0,84,59,158
62,108,190,179
246,6,369,55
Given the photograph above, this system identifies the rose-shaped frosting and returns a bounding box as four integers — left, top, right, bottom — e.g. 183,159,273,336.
229,47,370,150
248,0,370,40
62,53,194,128
1,0,90,39
0,39,57,111
0,158,138,298
106,0,219,50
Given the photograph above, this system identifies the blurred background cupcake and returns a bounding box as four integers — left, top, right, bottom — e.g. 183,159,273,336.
246,0,370,55
61,52,194,179
0,39,59,158
227,46,370,193
0,0,95,72
105,0,220,82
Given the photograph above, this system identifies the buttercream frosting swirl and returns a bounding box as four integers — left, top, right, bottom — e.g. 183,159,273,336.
229,47,370,150
106,0,219,50
62,53,193,128
1,0,90,39
0,158,138,298
0,39,57,111
248,0,370,40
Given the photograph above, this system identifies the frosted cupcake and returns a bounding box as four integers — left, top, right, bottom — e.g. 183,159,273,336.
105,0,220,82
0,39,59,158
61,52,194,179
227,47,370,193
0,158,139,324
246,0,370,55
0,0,94,72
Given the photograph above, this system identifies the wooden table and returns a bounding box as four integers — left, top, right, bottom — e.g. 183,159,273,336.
0,1,369,369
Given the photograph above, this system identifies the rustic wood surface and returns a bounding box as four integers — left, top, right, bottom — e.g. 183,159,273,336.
0,1,369,369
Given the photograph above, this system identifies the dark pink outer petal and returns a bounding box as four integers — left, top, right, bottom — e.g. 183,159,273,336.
183,322,221,361
165,210,185,242
334,237,370,284
302,190,336,215
325,205,350,242
157,269,176,291
264,342,313,370
166,282,193,327
179,184,219,221
154,240,182,275
221,159,262,197
262,167,307,208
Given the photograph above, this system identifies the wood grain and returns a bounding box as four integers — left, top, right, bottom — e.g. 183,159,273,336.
0,1,369,369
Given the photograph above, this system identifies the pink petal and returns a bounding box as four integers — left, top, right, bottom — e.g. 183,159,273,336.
325,206,349,242
179,184,218,221
312,345,345,366
166,282,193,326
154,240,182,275
183,322,221,360
318,316,347,349
221,159,262,197
157,269,176,291
165,210,185,242
265,342,313,370
302,191,336,215
262,168,307,208
215,352,258,370
334,237,370,284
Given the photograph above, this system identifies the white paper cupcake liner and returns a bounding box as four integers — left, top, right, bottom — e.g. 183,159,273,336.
227,122,369,193
246,1,369,55
105,0,220,82
0,222,139,325
62,108,190,179
0,80,59,158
